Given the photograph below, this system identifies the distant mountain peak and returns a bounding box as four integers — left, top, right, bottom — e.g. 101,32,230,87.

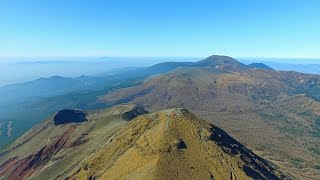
36,75,65,81
204,55,236,61
195,55,248,70
146,55,249,74
248,63,273,70
50,75,64,79
199,55,240,63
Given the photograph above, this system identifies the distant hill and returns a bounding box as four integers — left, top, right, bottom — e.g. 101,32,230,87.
0,104,288,180
239,58,320,75
0,75,107,104
248,63,273,70
194,55,249,70
148,55,249,72
110,55,249,79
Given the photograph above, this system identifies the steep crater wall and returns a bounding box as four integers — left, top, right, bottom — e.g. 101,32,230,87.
53,110,87,125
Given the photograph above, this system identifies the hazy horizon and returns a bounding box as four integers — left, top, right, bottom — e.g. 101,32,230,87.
1,56,320,63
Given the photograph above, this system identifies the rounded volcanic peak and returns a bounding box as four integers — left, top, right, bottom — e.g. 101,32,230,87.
53,109,87,125
121,106,148,121
114,104,148,121
195,55,248,70
69,108,289,180
96,103,148,121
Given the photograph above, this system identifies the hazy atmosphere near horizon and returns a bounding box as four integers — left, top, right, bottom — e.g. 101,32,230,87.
1,1,320,180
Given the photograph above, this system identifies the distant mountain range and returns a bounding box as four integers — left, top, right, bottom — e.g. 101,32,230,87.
0,55,272,106
240,58,320,75
247,63,274,70
0,75,107,104
265,62,320,74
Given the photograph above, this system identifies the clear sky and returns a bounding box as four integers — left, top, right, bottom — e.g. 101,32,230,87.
1,0,320,58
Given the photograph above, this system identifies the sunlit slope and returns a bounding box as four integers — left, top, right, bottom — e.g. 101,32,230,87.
68,108,288,180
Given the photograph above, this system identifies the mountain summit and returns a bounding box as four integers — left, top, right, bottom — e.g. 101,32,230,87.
69,108,287,180
195,55,248,70
147,55,249,73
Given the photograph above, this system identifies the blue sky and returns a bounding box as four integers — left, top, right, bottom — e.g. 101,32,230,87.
0,0,320,58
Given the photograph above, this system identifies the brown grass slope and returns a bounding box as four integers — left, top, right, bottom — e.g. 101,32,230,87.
68,108,288,180
103,57,320,179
